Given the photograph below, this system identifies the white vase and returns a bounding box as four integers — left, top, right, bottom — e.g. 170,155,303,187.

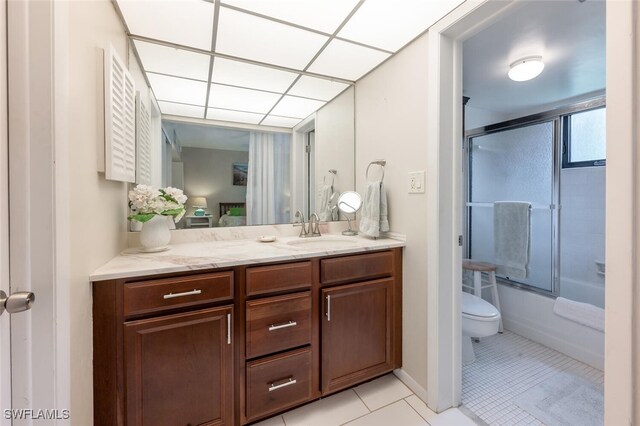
139,215,171,251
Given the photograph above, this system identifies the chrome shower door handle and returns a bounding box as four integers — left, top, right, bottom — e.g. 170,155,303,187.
0,290,35,316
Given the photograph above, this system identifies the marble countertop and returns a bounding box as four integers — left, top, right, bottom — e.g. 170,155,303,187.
90,234,406,281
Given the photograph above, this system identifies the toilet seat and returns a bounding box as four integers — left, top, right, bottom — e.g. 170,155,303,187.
462,292,500,321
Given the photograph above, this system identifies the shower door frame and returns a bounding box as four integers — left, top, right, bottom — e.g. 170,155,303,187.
463,96,605,297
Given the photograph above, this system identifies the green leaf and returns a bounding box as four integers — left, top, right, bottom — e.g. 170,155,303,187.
127,213,156,223
161,208,185,216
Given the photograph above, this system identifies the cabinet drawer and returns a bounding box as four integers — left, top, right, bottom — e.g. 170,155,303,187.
321,251,394,285
246,292,311,359
123,271,233,317
246,347,312,422
246,261,312,296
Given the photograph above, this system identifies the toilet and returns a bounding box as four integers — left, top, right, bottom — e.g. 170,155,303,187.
462,291,501,364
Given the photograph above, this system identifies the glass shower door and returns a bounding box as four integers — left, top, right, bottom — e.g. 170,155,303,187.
467,121,555,292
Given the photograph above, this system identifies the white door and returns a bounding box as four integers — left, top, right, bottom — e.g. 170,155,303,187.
2,1,66,424
0,0,11,423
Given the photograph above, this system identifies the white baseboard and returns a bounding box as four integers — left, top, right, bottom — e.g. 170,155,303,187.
394,368,427,402
503,316,604,370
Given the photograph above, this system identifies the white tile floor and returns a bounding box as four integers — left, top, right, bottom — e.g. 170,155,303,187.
253,330,604,426
253,374,478,426
461,331,604,426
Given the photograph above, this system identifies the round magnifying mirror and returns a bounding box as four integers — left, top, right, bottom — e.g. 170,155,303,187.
337,191,362,236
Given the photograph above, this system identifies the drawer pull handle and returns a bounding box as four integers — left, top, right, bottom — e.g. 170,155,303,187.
268,321,297,331
268,378,297,392
163,289,202,300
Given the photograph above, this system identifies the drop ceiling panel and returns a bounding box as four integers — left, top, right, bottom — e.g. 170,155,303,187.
261,115,302,128
116,0,215,50
215,7,329,70
307,39,390,81
221,0,360,34
148,74,209,106
208,84,281,113
270,96,326,119
158,101,205,119
207,108,265,125
288,75,350,101
134,41,211,81
211,58,299,93
338,0,465,51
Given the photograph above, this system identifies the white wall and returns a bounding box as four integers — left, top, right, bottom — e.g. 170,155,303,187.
465,105,506,130
67,2,146,423
355,33,430,395
180,147,249,222
315,87,355,203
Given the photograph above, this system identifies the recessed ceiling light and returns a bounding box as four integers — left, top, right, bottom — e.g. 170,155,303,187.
508,56,545,82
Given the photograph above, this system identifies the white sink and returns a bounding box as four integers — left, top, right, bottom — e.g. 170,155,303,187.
286,237,359,250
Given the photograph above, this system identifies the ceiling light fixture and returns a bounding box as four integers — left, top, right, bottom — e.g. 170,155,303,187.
508,56,545,82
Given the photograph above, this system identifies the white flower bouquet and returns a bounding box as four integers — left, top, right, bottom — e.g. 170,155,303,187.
127,185,187,223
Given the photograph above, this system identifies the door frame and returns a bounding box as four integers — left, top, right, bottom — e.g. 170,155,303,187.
425,0,518,412
6,0,71,421
426,0,638,422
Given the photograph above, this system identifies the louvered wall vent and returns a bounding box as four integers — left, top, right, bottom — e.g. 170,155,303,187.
104,44,136,183
136,92,152,185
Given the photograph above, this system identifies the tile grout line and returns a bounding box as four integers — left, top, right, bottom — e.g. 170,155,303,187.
352,386,373,412
403,395,433,426
339,392,419,425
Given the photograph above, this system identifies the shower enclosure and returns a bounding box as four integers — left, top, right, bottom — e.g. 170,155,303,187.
465,98,606,307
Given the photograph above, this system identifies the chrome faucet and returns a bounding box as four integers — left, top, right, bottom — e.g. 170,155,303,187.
293,210,322,238
309,213,321,237
293,210,308,237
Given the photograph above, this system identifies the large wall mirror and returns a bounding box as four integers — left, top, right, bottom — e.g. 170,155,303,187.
140,87,354,229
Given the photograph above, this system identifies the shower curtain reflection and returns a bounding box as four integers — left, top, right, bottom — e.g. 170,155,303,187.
246,132,291,225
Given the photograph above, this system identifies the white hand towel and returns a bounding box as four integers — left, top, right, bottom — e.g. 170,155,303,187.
493,201,530,279
317,184,333,221
359,181,389,238
379,183,389,233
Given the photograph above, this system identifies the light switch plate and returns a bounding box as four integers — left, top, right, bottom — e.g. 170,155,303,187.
408,171,425,193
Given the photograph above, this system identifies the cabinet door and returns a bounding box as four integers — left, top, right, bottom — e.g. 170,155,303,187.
124,306,233,426
321,278,394,394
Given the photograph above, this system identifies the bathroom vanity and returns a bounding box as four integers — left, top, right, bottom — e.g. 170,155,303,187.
91,236,404,425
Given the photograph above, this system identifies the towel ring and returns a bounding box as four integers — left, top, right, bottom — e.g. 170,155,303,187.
324,169,337,186
366,160,386,182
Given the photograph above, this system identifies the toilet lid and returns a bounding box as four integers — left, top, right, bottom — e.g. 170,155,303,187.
462,292,499,318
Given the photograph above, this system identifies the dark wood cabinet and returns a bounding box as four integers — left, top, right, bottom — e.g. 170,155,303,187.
245,347,313,422
124,306,233,426
321,278,395,394
245,292,312,359
93,248,402,426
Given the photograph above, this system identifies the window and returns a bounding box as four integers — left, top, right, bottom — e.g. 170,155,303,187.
562,107,606,168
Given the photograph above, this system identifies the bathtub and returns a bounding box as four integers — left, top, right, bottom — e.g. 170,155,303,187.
496,283,604,370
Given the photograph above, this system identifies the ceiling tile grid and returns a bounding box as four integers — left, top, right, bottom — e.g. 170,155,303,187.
116,0,464,127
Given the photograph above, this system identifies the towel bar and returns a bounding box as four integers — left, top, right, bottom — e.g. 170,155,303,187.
366,160,386,182
324,169,337,186
466,202,557,210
